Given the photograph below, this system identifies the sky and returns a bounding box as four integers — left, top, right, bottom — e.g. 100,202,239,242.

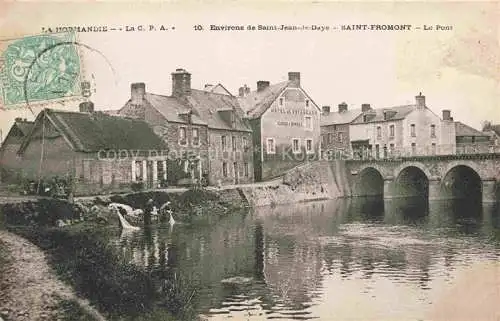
0,1,499,139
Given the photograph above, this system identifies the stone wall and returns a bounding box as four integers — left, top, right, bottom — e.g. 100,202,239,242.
241,161,345,207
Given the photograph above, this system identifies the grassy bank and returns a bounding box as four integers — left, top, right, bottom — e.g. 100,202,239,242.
0,187,242,320
9,224,198,321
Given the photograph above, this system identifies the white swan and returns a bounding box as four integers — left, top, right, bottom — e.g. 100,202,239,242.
169,210,176,226
160,201,176,225
108,202,143,217
108,204,140,231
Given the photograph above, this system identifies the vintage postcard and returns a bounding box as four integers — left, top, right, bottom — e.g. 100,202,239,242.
0,1,499,321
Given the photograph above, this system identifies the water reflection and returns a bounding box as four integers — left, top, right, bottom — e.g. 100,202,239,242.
108,198,500,320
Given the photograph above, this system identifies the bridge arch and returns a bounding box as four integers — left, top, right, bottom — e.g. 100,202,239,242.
441,164,482,202
393,164,430,198
356,163,390,180
441,160,487,181
352,166,384,197
393,162,433,181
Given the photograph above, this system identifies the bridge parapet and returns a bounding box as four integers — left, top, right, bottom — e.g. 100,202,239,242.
326,144,500,161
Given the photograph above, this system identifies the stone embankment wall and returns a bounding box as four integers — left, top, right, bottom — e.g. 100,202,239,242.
241,160,351,207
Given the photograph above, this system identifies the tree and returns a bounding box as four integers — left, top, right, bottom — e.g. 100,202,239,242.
481,120,492,131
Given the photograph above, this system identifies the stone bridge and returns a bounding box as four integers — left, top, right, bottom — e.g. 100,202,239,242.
345,154,500,203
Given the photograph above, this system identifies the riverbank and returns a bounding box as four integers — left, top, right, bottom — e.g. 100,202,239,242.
0,230,105,321
0,188,240,321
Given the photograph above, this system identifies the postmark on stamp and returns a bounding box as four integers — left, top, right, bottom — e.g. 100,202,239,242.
0,32,83,110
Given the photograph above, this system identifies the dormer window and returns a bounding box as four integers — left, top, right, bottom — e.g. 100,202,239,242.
279,98,284,106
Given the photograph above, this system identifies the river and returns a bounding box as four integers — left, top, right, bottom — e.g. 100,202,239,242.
109,197,500,321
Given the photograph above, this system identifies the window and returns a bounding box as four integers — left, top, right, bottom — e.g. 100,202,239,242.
306,100,310,107
192,128,199,146
305,116,312,130
221,135,227,151
375,144,380,159
157,161,165,182
267,138,275,154
232,136,237,151
431,143,436,155
279,98,283,106
410,124,416,137
244,162,249,177
389,125,395,138
338,132,344,143
430,124,436,138
243,137,249,151
411,143,416,154
329,133,334,143
377,126,382,139
135,161,143,181
306,139,313,153
222,162,228,177
292,138,300,153
389,143,394,155
179,127,187,145
322,134,327,147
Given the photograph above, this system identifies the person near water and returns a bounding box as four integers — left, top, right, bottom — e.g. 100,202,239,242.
160,201,172,222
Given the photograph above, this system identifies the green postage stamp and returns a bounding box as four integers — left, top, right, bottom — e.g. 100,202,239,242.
0,32,83,110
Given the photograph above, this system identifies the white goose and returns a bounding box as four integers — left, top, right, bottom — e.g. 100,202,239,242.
108,203,140,231
108,202,144,217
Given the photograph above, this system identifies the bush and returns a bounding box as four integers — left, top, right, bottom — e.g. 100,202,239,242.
0,199,78,227
131,181,144,192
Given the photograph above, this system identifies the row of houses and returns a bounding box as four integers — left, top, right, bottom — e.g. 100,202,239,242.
0,68,496,195
0,69,320,194
321,94,496,159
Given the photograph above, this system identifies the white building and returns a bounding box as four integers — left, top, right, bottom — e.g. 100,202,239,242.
349,93,456,159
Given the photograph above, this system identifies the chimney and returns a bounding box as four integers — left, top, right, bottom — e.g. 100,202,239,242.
322,106,331,114
239,85,251,97
288,72,301,86
338,102,348,113
442,109,451,121
14,117,22,122
172,68,191,97
361,104,371,112
204,84,213,90
79,101,94,113
416,92,425,109
257,81,270,92
131,82,145,104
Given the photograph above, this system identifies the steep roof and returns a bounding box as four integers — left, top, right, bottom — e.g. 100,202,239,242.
455,121,490,137
20,109,167,153
0,120,34,149
144,93,207,125
15,120,35,136
321,108,363,126
351,105,416,124
187,89,251,132
203,83,232,96
238,81,290,119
